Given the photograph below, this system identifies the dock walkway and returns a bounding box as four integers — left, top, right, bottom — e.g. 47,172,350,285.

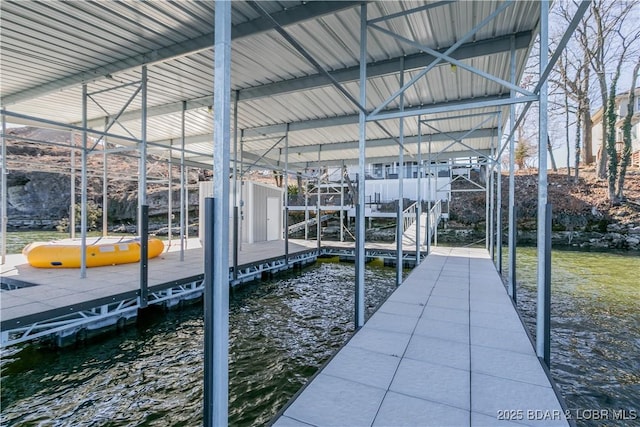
0,239,316,346
274,246,568,427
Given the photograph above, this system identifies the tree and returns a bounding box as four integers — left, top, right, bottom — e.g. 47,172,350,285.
616,60,640,201
580,1,639,179
515,123,534,170
551,2,594,171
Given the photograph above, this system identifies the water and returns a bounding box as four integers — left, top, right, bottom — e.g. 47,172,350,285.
506,247,640,426
1,260,401,426
2,245,638,426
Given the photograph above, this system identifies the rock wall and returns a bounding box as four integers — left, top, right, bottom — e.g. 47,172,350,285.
6,171,201,230
7,172,71,229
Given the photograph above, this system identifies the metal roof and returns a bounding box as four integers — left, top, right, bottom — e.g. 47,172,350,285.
1,0,541,171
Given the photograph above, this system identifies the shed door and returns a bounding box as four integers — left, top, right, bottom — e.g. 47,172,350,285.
266,197,280,241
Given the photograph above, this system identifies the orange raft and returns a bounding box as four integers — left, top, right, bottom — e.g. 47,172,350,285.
23,237,164,268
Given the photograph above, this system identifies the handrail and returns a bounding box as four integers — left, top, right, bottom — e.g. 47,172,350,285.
402,202,417,233
427,200,442,240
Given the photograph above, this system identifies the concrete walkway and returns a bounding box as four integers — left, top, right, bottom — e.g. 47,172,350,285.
273,247,568,427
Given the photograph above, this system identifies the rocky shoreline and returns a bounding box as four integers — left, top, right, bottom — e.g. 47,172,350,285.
435,225,640,251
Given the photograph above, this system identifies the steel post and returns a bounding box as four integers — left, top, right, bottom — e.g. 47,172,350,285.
168,141,173,246
489,137,495,263
204,1,231,424
317,146,322,253
355,3,367,328
180,101,186,261
185,171,189,245
485,158,490,251
416,116,422,260
340,161,344,242
536,0,551,366
103,117,108,237
496,112,503,274
284,124,289,263
139,66,149,305
396,57,405,286
427,133,432,254
544,203,552,367
233,90,239,279
508,37,517,302
1,110,6,264
70,132,76,239
80,84,88,278
203,198,216,425
304,179,309,240
139,205,149,308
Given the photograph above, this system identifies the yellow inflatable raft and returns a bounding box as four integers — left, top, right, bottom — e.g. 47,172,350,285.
23,237,164,268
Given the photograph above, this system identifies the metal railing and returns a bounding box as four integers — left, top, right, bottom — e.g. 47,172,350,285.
402,202,417,233
427,200,442,241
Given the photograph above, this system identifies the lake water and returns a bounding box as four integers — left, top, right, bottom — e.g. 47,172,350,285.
1,240,638,426
505,247,640,426
0,259,402,426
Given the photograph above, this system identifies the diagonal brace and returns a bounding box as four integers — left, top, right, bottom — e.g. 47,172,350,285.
246,0,413,158
368,23,534,98
87,83,142,151
368,0,515,117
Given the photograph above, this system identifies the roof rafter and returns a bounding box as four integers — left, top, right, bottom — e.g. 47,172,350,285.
242,94,509,138
79,31,531,129
1,1,361,106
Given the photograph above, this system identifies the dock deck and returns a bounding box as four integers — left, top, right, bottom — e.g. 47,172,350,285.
273,246,568,427
0,239,316,346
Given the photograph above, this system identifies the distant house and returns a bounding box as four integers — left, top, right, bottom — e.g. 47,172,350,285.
592,87,640,168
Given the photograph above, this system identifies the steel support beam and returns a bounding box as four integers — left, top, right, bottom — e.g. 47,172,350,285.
204,1,231,424
139,66,149,307
416,117,422,260
180,101,186,262
80,85,88,278
485,157,490,251
427,134,432,254
168,141,173,247
368,21,533,98
496,112,503,273
1,110,6,264
536,0,551,368
368,0,515,117
70,133,76,239
487,138,496,265
396,57,405,287
246,0,406,155
369,95,537,122
355,3,367,329
102,117,109,237
233,91,240,280
77,31,533,130
284,124,289,264
508,36,517,302
316,147,322,253
340,161,345,242
243,95,509,139
496,0,591,162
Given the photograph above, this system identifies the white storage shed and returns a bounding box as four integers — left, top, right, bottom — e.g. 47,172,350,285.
199,180,284,245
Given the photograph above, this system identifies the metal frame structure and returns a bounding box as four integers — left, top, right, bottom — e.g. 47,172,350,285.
0,1,592,423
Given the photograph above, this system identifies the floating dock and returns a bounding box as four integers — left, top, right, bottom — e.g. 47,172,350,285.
0,237,422,348
0,239,317,347
273,246,569,427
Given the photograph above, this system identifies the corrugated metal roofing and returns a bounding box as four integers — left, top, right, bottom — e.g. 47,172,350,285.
1,0,541,170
